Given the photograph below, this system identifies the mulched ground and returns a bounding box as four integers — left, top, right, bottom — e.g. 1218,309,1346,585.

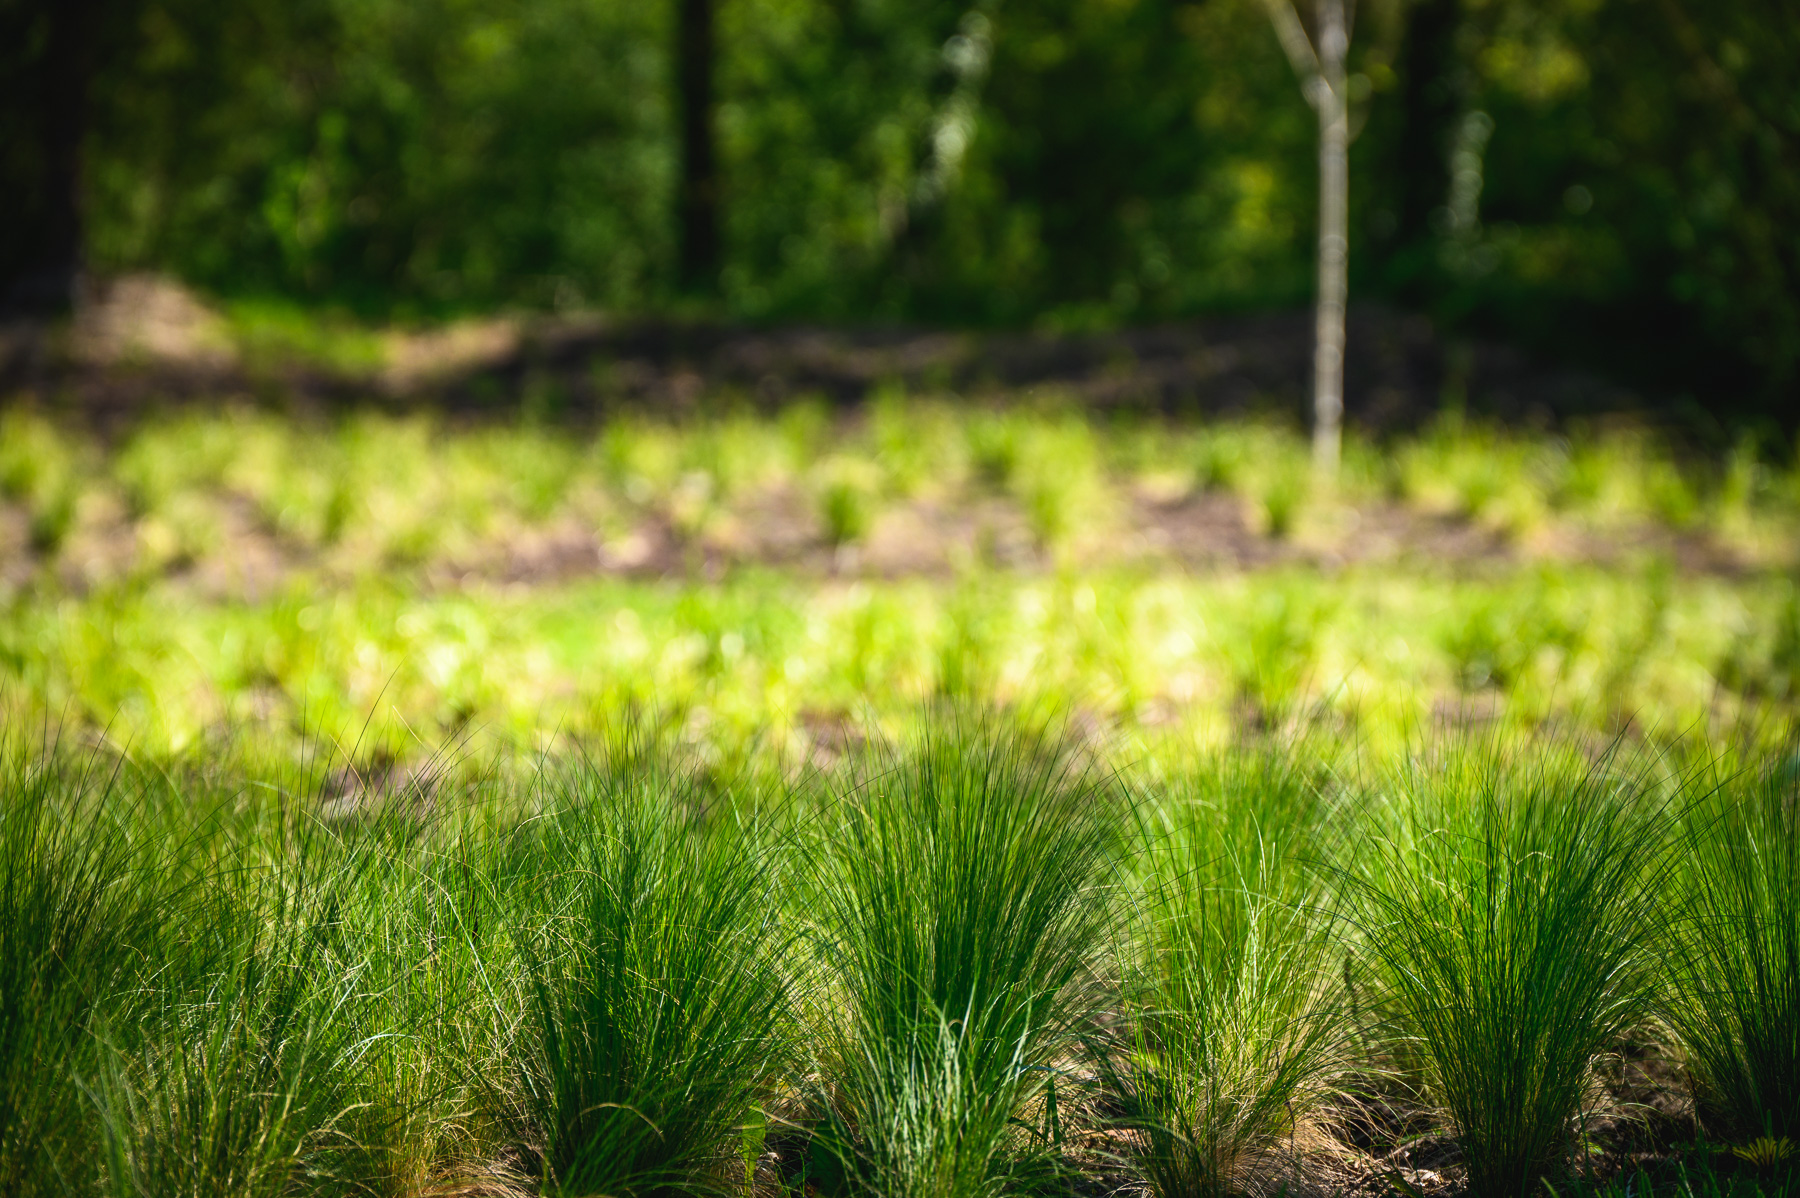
1,476,1761,605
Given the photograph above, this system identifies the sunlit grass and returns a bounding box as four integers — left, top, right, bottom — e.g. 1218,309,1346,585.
1,560,1787,760
2,714,1799,1197
509,756,792,1196
4,400,1796,599
1664,758,1800,1145
0,753,148,1194
802,718,1119,1198
1,394,1799,1198
1345,740,1674,1198
1102,748,1350,1198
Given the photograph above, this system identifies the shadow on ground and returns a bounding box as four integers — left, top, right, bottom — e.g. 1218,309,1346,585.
0,277,1662,437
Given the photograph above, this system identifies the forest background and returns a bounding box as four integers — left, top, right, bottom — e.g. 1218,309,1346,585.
3,0,1797,421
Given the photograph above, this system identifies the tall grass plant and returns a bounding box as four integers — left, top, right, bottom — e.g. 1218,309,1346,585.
806,719,1119,1198
1664,759,1800,1144
510,756,793,1196
0,751,149,1194
1102,748,1349,1198
1346,741,1671,1198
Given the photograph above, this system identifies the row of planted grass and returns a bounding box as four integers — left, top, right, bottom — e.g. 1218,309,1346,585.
5,400,1798,579
2,719,1797,1198
9,564,1799,760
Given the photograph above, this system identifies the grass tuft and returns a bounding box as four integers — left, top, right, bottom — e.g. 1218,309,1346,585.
1665,759,1800,1144
1346,740,1670,1198
0,750,150,1195
512,755,792,1197
1102,748,1349,1198
807,717,1119,1198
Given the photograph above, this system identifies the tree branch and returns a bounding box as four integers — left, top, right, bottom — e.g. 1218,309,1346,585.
1260,0,1322,95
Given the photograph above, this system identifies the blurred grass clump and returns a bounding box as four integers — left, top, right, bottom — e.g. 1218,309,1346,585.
0,394,1796,758
3,396,1797,588
0,410,85,553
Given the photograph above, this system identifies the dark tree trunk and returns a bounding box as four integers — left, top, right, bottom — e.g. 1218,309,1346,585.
1394,0,1461,248
676,0,720,293
5,0,96,314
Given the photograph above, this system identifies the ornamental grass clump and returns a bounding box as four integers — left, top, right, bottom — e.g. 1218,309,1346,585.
0,755,147,1195
87,846,368,1198
1347,741,1669,1198
512,758,793,1197
1103,750,1350,1198
1664,760,1800,1145
809,720,1119,1198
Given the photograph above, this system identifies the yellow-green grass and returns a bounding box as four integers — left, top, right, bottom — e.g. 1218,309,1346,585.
4,398,1796,765
1,565,1791,762
3,403,1797,589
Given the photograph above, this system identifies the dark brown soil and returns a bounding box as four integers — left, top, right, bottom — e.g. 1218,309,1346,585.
2,299,1659,439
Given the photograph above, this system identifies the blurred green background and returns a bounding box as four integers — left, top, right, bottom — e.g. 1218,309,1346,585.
4,0,1797,413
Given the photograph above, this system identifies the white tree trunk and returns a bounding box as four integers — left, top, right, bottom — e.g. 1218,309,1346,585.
1312,0,1348,476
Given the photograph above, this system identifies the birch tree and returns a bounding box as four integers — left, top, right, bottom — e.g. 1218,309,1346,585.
1260,0,1350,475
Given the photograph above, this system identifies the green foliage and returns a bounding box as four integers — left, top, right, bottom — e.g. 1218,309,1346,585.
1103,750,1348,1198
1718,585,1800,705
3,0,1797,398
1192,430,1249,495
816,457,883,549
871,392,967,499
1222,585,1323,723
0,403,1797,760
0,756,145,1194
1255,464,1309,541
1439,587,1584,695
1398,416,1551,536
1664,760,1800,1144
1185,423,1316,539
0,411,83,556
79,0,673,311
968,412,1025,492
1347,741,1671,1198
88,847,367,1198
513,758,792,1196
1549,1153,1799,1198
4,713,1800,1198
1013,417,1106,559
806,719,1118,1198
